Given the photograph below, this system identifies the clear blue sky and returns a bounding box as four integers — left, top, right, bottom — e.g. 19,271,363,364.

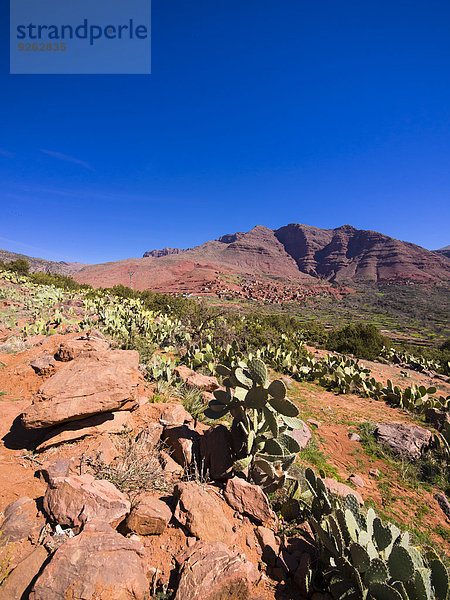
1,1,449,263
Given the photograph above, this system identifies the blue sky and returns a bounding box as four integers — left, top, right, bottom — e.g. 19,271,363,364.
1,1,450,263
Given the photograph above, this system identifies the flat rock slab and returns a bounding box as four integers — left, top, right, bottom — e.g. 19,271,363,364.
173,481,234,544
43,474,130,532
175,365,219,392
374,422,433,459
22,350,140,429
36,410,134,451
175,541,258,600
29,520,148,600
224,476,276,525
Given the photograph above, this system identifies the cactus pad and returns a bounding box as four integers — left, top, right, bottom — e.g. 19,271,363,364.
248,358,267,386
430,559,449,600
388,546,415,582
350,542,371,572
370,582,403,600
268,395,299,417
373,518,393,551
365,558,390,585
268,379,287,400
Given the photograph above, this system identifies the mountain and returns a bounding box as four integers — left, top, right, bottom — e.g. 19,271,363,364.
73,224,450,293
434,245,450,260
0,249,86,276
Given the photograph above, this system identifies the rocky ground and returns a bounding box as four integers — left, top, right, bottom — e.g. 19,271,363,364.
0,282,449,599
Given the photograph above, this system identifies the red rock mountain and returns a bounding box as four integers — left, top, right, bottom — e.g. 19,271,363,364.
72,224,450,292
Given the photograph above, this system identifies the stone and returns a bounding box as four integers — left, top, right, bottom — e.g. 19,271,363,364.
348,433,361,442
434,493,450,520
55,336,109,361
0,497,45,543
160,451,184,475
29,520,148,600
36,411,134,451
348,474,365,487
369,468,380,478
255,526,280,566
323,478,363,505
136,422,164,448
290,421,312,449
162,425,200,467
22,350,140,429
173,481,234,544
30,354,56,376
43,474,130,532
175,365,219,392
374,422,433,459
0,546,48,600
40,457,80,485
224,476,276,525
307,419,321,428
425,408,450,432
126,495,172,535
160,403,194,426
199,424,233,480
175,541,258,600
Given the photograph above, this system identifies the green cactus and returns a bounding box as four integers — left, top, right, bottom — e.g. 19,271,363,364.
388,546,415,582
429,559,449,600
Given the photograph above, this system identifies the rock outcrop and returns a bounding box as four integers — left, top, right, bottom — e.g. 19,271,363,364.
374,422,433,459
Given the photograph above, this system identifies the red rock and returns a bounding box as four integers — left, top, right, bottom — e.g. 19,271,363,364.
199,424,233,480
40,457,80,485
290,421,312,449
30,354,56,376
175,540,258,600
22,350,140,429
43,474,130,532
29,520,148,600
36,411,134,451
224,476,276,525
173,482,234,544
136,422,164,448
160,403,194,426
323,478,363,505
0,497,45,543
55,336,109,361
348,474,365,488
126,494,172,535
175,365,219,392
160,451,184,475
162,425,200,467
0,546,48,600
374,423,432,459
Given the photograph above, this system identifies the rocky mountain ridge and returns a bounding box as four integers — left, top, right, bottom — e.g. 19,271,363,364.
0,249,86,276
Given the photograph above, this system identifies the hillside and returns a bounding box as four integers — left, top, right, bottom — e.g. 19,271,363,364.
435,245,450,260
0,249,86,276
73,223,450,293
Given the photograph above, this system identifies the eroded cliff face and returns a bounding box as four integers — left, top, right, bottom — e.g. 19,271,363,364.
274,224,450,282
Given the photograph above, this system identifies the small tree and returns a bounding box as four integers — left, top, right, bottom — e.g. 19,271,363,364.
326,323,388,361
8,259,30,275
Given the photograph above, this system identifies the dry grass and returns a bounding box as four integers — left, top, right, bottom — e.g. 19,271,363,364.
89,431,171,503
0,531,12,587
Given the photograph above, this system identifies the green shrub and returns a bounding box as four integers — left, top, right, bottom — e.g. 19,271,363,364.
326,323,388,361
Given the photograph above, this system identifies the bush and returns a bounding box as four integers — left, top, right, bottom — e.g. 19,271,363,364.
326,322,388,360
0,258,30,275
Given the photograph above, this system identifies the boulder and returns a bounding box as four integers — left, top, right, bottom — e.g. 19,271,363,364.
290,421,312,449
255,526,280,566
36,411,134,451
30,354,56,376
425,408,450,432
224,477,275,525
55,336,109,361
40,457,80,485
22,350,140,429
199,425,233,480
136,422,164,448
348,474,365,488
374,422,433,459
160,403,194,426
175,541,258,600
0,546,48,600
0,497,45,543
175,365,219,392
126,494,172,535
43,474,130,532
173,482,234,544
160,451,184,475
29,521,148,600
163,425,200,467
323,478,363,505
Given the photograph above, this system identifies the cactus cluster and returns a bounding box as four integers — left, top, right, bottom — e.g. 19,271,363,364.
300,468,449,600
205,357,304,490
